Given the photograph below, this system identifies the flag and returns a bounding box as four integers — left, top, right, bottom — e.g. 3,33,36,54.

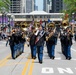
48,19,51,23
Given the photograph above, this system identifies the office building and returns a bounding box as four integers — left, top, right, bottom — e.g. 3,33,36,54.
25,0,35,13
43,0,63,13
10,0,35,13
10,0,22,13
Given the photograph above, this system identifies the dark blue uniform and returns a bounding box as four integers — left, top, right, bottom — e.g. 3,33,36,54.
65,32,73,60
35,30,46,63
48,32,57,59
29,32,36,59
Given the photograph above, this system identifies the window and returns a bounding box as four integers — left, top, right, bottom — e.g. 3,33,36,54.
40,16,42,18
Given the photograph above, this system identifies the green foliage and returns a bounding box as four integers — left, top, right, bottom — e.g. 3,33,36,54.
0,0,11,12
62,0,76,20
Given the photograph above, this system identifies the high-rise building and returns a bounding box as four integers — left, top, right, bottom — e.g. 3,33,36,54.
10,0,22,13
25,0,35,13
34,0,38,11
43,0,52,13
35,6,38,11
51,0,63,13
10,0,35,13
43,0,47,12
43,0,63,13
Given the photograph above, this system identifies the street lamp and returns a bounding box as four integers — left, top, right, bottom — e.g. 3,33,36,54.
8,14,14,33
8,15,11,33
11,14,15,27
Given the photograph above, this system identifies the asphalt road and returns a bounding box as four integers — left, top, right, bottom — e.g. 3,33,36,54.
0,39,76,75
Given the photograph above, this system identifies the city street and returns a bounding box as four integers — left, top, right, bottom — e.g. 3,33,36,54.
0,39,76,75
0,0,76,75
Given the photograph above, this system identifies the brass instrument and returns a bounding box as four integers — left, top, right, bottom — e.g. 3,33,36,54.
48,22,55,28
62,20,69,29
46,29,55,41
34,21,40,30
46,22,55,41
49,31,54,38
62,14,69,29
21,22,28,31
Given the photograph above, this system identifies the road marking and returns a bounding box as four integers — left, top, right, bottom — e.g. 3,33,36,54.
22,54,31,75
6,62,25,66
42,67,74,74
58,68,74,74
0,54,10,64
42,67,54,74
71,48,76,52
28,59,34,75
71,59,76,60
55,57,61,60
0,54,11,67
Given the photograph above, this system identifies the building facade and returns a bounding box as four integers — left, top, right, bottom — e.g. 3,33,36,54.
25,0,35,13
10,0,35,13
10,0,22,13
51,0,63,13
43,0,63,13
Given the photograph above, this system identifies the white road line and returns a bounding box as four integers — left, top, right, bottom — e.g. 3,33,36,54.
71,48,76,52
55,57,61,60
54,57,76,61
71,59,76,60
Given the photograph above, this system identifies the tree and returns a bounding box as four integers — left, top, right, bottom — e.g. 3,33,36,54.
0,0,11,12
63,0,76,20
63,0,76,14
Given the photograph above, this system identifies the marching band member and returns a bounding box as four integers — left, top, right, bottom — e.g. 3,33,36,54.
46,23,57,59
28,26,37,59
35,25,46,64
65,28,73,60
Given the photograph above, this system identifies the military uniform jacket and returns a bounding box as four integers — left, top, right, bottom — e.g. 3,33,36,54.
48,34,57,45
65,34,73,46
35,30,46,46
29,32,36,46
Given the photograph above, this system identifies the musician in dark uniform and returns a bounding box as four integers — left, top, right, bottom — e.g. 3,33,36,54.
9,29,16,59
28,26,37,59
48,29,57,59
60,28,66,54
20,31,26,53
35,25,46,64
60,27,73,60
74,31,76,41
46,23,57,59
65,28,73,60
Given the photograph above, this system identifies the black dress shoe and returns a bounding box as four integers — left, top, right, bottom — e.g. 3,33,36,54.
33,57,36,59
66,57,71,60
51,56,55,59
39,61,43,64
68,57,72,60
50,56,52,59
